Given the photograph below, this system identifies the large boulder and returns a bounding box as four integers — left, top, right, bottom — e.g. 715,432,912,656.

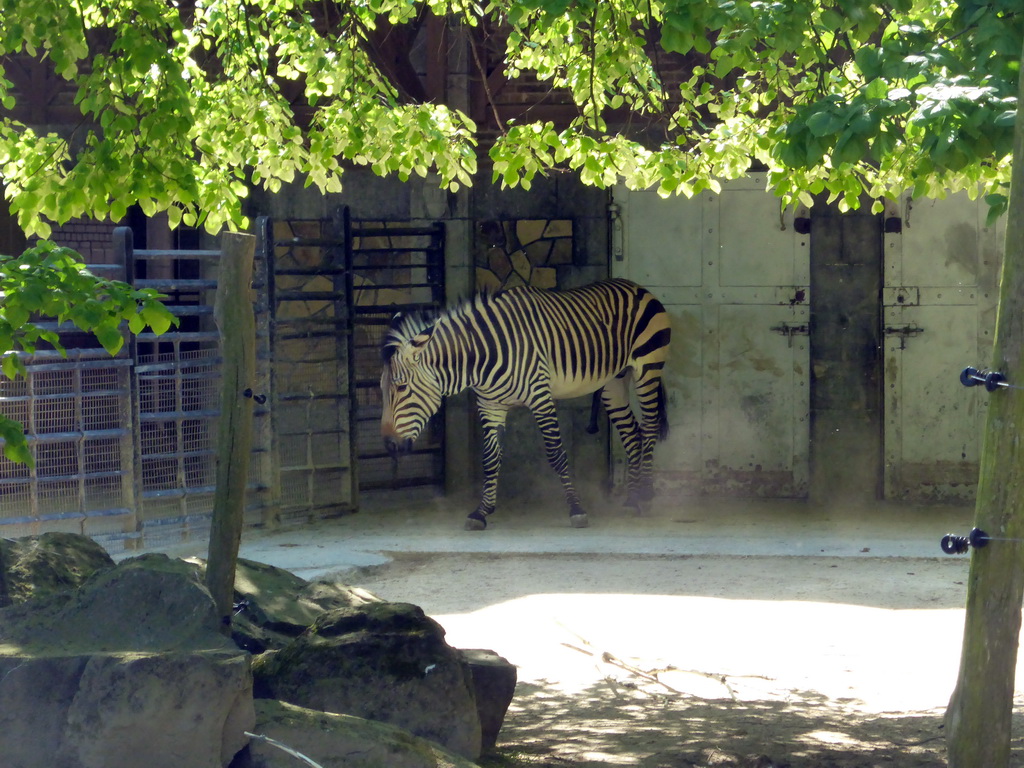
0,531,114,606
252,602,482,760
459,649,517,753
232,699,482,768
0,552,255,768
202,557,383,653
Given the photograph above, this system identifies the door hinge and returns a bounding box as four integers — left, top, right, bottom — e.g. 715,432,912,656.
770,322,809,347
884,324,924,350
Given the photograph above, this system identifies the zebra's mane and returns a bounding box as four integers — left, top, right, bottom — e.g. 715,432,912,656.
381,289,510,363
382,310,437,363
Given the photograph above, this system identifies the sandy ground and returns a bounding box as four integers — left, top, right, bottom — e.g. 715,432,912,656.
351,551,982,767
175,491,1024,767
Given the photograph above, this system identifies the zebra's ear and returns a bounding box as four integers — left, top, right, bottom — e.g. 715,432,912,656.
409,326,434,357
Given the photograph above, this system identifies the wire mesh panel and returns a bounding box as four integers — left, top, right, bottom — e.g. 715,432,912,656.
351,217,446,491
118,227,272,550
259,214,357,522
0,353,134,543
134,344,220,541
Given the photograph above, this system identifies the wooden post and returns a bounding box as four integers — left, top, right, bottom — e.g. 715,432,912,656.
946,39,1024,768
205,232,257,635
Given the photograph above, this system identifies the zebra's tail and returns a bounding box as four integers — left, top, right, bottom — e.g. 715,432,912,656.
656,380,669,441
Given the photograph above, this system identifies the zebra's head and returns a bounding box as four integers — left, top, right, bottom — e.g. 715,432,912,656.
380,312,443,458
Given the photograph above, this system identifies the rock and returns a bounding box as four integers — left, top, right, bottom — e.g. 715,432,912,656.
0,553,234,653
184,557,385,654
0,531,114,606
0,651,253,768
0,553,255,768
232,699,482,768
252,602,482,760
459,649,517,752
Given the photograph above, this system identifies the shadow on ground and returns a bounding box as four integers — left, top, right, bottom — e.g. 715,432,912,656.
482,679,1024,768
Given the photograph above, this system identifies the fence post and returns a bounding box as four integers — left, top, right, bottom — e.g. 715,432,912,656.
113,227,141,543
946,39,1024,767
206,232,257,634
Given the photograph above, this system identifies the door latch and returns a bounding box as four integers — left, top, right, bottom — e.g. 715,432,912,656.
884,324,924,350
770,322,809,347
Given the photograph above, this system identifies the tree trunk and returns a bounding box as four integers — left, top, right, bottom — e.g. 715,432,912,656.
205,232,257,635
946,39,1024,768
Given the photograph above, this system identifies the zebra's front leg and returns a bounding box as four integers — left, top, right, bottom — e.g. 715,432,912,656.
531,397,588,528
465,409,507,531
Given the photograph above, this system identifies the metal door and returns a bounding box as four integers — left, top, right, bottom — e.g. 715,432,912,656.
123,227,273,544
882,193,1002,502
350,218,446,491
612,175,810,497
259,215,358,521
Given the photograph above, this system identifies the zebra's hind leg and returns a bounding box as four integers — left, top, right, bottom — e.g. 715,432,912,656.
632,374,668,508
530,396,588,528
601,378,646,510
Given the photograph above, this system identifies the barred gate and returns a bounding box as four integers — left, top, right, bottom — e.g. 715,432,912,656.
257,211,446,499
351,216,446,491
0,231,272,552
0,253,137,545
119,228,272,547
0,350,135,543
258,214,358,521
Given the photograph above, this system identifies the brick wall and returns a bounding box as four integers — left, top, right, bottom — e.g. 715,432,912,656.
47,219,122,265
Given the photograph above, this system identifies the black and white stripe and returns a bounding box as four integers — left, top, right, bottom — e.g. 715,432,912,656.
381,278,671,529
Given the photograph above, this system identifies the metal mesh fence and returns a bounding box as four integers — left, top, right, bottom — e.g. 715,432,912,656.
0,356,134,545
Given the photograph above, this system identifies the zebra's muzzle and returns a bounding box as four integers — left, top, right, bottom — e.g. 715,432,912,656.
384,436,414,458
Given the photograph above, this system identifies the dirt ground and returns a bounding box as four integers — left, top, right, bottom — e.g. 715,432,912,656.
342,549,1024,768
229,494,1024,767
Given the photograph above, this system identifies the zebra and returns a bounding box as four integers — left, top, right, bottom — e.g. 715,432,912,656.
380,278,671,530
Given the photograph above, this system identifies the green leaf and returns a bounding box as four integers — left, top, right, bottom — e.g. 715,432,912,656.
806,110,847,138
128,312,147,335
1,354,23,380
0,417,33,466
140,303,175,336
94,323,124,356
994,110,1016,127
985,193,1008,225
854,47,884,80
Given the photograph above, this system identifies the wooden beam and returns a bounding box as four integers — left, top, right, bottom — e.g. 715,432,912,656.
946,37,1024,768
205,232,257,635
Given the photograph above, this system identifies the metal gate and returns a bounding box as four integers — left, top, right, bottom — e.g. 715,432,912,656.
351,216,446,491
882,193,1002,502
0,229,273,551
258,214,358,521
119,228,272,545
0,347,134,542
612,176,811,497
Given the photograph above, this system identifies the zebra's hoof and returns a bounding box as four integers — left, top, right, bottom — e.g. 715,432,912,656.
570,513,589,529
465,514,487,531
624,487,653,510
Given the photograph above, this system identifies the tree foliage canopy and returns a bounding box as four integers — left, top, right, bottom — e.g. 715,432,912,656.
0,0,1020,236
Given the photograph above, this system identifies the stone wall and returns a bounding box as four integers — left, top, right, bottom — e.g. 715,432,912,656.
475,219,573,292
